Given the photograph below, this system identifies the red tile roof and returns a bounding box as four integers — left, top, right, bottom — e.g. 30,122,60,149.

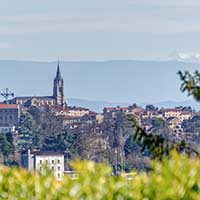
181,111,192,115
0,104,18,109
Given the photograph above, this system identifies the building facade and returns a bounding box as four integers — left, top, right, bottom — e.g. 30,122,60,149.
22,150,65,180
0,104,20,133
55,107,90,117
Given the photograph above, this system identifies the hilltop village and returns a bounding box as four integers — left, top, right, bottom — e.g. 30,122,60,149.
0,64,200,177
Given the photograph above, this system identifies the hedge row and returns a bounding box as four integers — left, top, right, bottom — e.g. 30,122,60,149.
0,151,199,199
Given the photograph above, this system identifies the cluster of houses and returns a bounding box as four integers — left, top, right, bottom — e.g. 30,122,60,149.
0,101,196,179
103,105,194,133
53,106,99,129
0,101,103,180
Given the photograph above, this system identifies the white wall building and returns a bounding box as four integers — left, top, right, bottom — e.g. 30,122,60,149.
22,150,65,180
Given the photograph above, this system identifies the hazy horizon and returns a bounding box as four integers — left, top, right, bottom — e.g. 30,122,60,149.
0,60,199,106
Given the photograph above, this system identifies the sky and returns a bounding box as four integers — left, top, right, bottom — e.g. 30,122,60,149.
1,0,200,61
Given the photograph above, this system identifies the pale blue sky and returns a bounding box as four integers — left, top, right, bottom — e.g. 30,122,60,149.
1,0,200,61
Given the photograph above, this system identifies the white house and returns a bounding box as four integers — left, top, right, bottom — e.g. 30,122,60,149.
22,150,65,180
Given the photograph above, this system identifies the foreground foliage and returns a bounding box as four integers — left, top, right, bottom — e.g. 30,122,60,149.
0,152,199,200
131,116,200,160
178,70,200,102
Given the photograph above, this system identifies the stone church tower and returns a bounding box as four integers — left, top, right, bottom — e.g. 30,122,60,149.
53,63,64,106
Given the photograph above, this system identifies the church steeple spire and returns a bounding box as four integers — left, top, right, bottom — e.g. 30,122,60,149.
53,61,64,106
56,61,62,80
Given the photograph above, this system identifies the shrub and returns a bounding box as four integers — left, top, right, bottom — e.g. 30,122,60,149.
0,152,199,199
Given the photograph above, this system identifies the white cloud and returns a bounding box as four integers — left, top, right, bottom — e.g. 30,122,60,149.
170,52,200,62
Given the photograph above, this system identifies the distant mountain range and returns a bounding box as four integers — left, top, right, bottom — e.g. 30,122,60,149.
68,98,200,113
0,59,200,111
67,98,130,112
144,100,200,110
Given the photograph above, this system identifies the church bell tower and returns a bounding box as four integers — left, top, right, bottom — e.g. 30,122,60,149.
53,63,64,106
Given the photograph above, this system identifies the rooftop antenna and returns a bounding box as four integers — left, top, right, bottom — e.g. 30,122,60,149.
0,88,14,104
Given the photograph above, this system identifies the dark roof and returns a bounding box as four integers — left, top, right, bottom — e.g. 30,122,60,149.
68,106,89,111
167,117,176,121
33,151,64,156
13,96,32,100
32,96,55,100
14,96,55,101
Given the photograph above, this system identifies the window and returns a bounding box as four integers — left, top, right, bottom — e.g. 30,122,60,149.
40,160,42,164
46,160,48,164
52,166,54,171
58,173,60,178
58,160,60,164
58,166,60,171
40,167,42,171
52,160,54,164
